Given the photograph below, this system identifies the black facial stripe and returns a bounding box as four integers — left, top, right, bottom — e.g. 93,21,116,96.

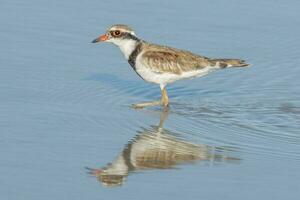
122,32,140,41
110,31,140,41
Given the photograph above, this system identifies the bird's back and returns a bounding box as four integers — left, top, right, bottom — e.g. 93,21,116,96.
139,42,248,75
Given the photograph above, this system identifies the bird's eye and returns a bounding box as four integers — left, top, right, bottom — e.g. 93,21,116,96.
114,30,121,36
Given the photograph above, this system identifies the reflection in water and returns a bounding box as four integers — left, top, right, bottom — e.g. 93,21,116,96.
87,110,240,187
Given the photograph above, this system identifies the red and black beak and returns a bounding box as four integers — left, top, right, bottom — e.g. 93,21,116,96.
91,34,109,43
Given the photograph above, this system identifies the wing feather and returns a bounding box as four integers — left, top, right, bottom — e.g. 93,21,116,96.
140,46,210,75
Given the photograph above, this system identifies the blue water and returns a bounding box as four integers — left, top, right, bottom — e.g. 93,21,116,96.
1,0,300,199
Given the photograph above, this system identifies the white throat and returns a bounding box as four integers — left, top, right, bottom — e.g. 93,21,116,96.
112,39,138,59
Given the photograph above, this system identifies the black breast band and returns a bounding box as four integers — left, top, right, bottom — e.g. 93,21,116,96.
128,42,142,70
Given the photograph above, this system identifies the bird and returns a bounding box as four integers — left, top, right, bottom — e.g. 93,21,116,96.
92,24,249,109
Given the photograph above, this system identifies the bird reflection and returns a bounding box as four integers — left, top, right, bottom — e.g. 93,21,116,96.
87,109,240,187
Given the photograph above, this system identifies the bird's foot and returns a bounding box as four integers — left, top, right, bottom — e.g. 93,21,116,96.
131,100,161,109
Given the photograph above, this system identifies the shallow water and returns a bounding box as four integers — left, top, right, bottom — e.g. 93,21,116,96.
1,0,300,199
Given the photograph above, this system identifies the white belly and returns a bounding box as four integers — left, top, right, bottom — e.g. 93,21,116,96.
135,56,217,86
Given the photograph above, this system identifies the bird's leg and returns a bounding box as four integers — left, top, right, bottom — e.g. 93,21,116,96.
131,85,169,109
161,87,169,108
132,100,161,109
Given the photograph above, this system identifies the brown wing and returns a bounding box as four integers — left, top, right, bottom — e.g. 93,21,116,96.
141,47,211,75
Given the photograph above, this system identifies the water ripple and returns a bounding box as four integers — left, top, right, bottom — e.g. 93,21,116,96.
168,100,300,160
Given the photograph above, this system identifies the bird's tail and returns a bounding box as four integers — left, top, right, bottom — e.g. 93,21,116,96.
209,58,250,68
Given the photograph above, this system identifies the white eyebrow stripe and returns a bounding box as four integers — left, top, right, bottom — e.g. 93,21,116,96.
108,28,136,36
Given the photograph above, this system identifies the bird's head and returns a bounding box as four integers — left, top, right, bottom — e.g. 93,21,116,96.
92,24,140,59
92,24,139,45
